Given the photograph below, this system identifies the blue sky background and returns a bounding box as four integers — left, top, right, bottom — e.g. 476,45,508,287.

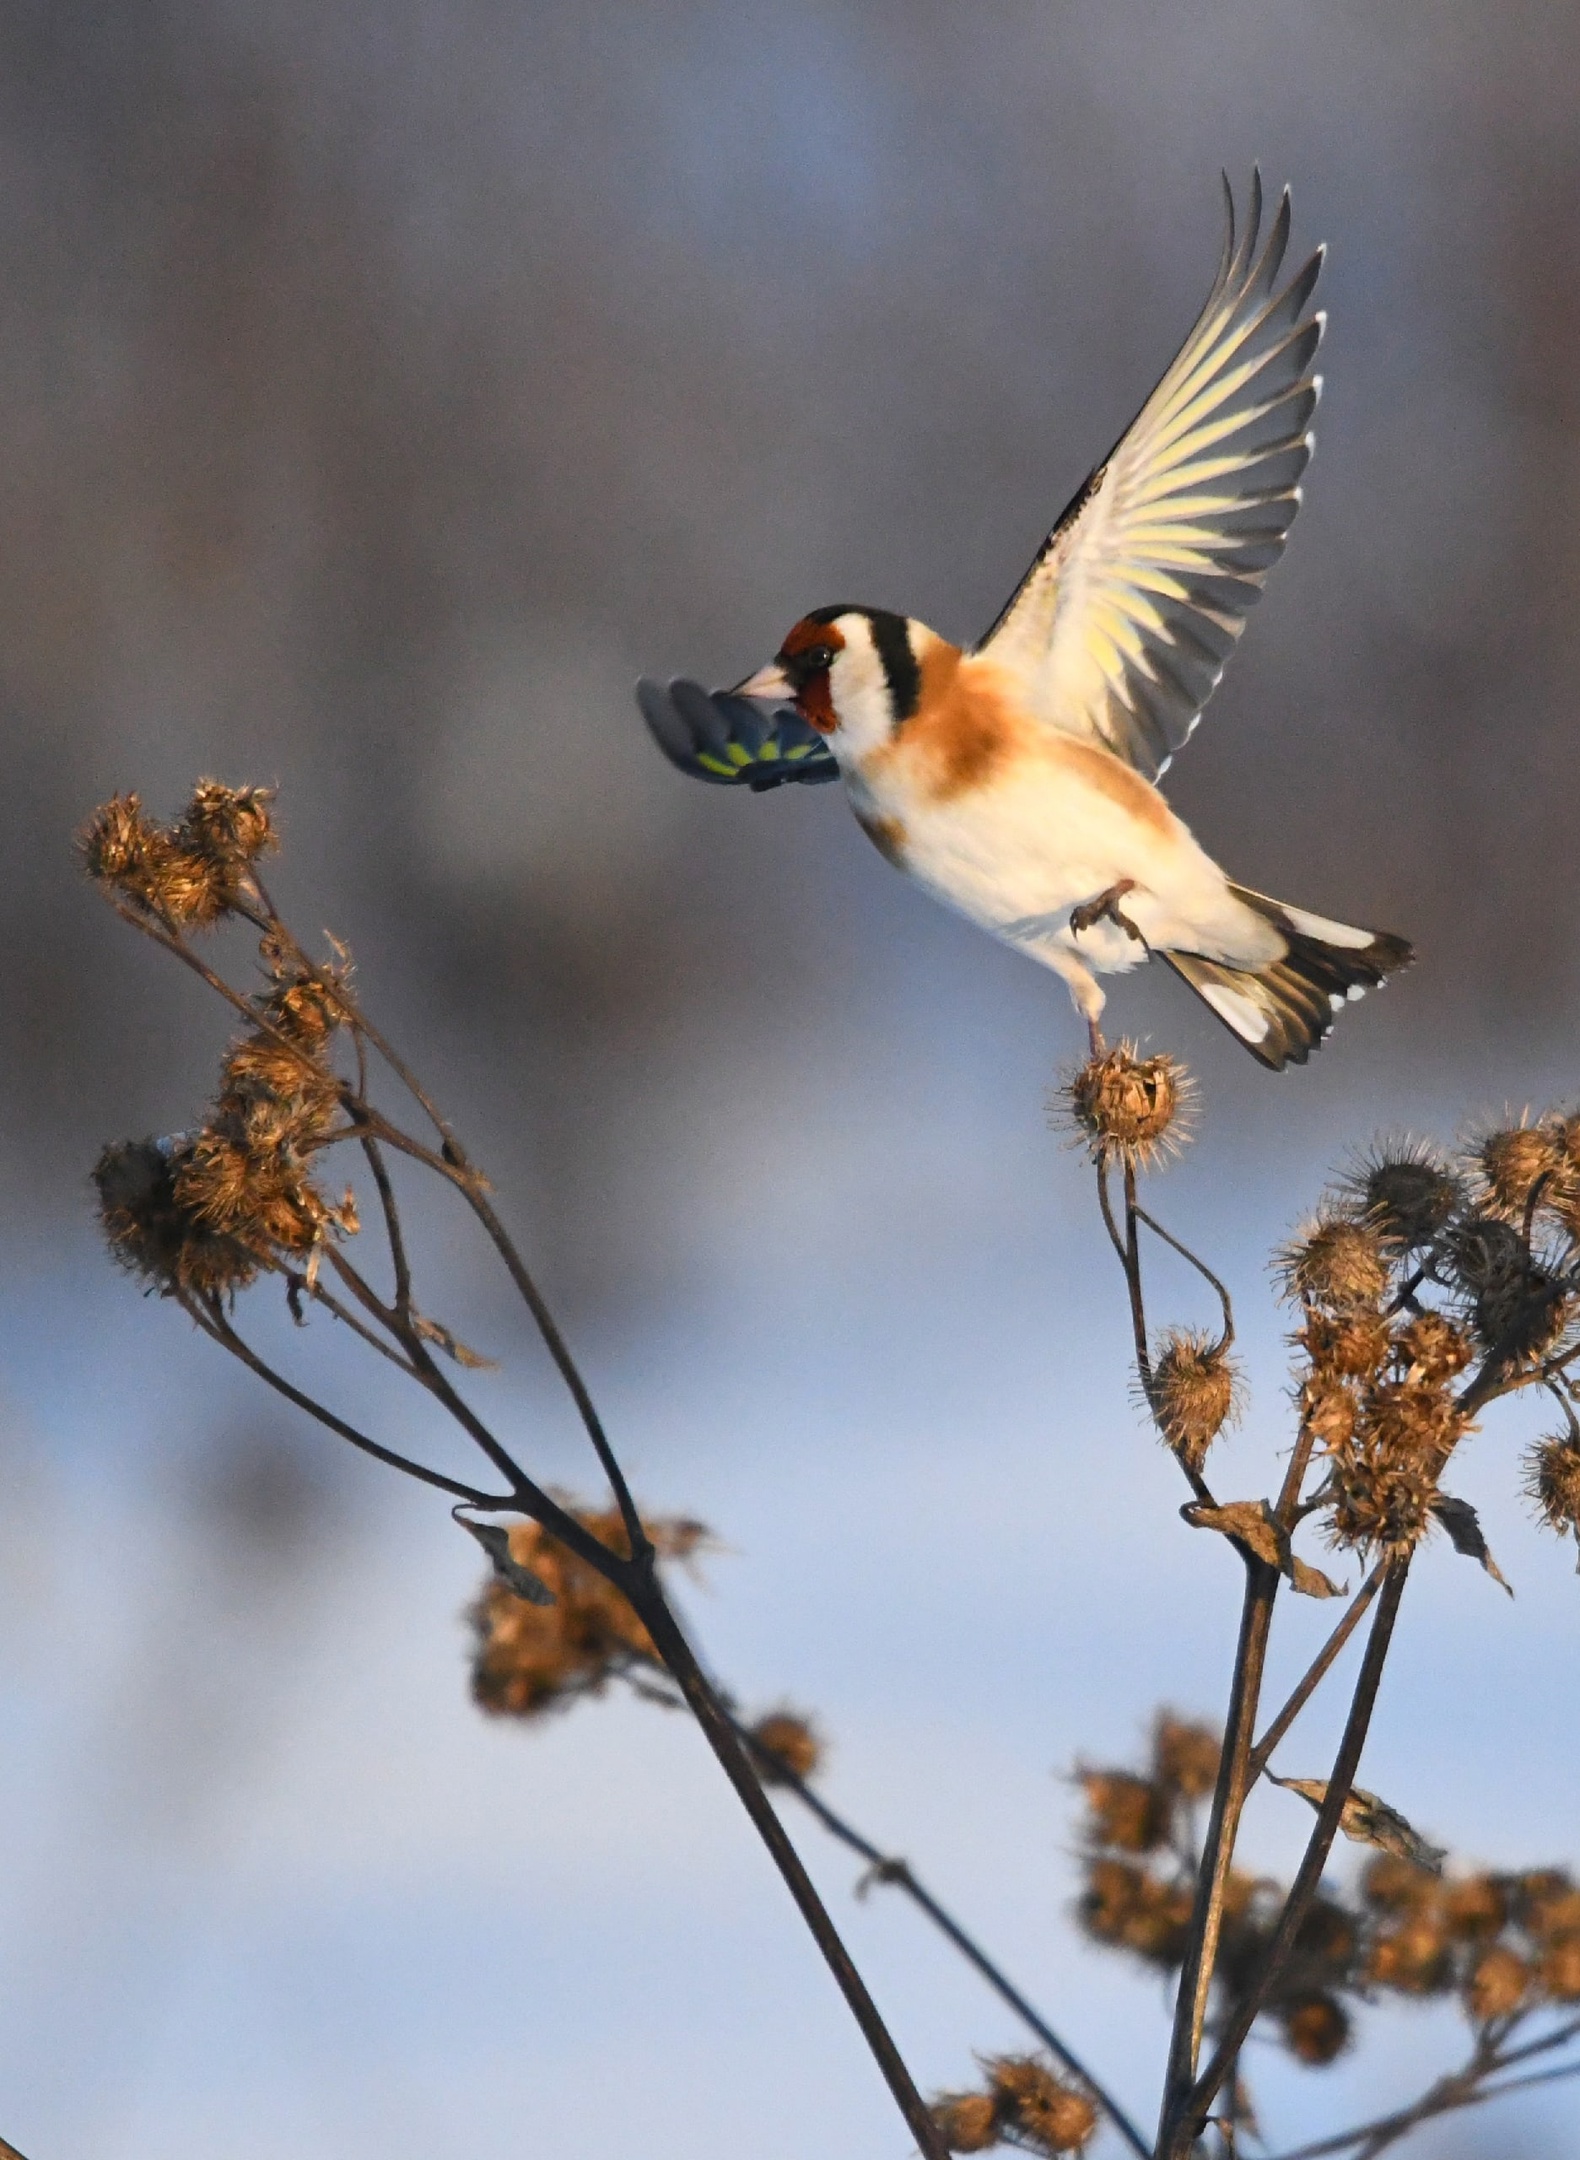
1,3,1578,2154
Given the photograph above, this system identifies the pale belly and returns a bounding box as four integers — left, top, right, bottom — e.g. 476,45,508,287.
847,750,1261,976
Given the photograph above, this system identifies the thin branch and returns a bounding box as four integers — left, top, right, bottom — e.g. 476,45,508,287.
1270,2018,1580,2160
1248,1564,1386,1785
360,1129,414,1318
1100,1158,1215,1506
290,1269,422,1376
1176,1561,1412,2157
1132,1201,1235,1349
629,1582,951,2160
730,1718,1151,2159
181,1293,506,1507
1158,1556,1280,2144
458,1180,651,1564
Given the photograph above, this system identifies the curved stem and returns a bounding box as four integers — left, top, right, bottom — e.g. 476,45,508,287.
1158,1555,1280,2140
732,1718,1150,2157
1131,1201,1235,1349
459,1181,651,1564
1174,1561,1411,2157
183,1294,506,1507
632,1582,950,2160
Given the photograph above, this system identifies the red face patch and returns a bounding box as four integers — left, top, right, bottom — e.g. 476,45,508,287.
779,616,845,734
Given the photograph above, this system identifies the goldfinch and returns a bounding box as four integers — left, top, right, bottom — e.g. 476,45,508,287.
638,175,1411,1069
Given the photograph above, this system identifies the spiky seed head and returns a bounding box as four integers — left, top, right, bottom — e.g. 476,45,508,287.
1524,1436,1580,1537
221,1033,341,1139
1442,1214,1567,1360
1442,1873,1508,1941
1446,1213,1528,1291
1299,1307,1394,1379
1152,1714,1220,1801
1361,1854,1442,1914
1276,1214,1391,1311
1541,1937,1580,2001
77,788,272,928
1511,1871,1580,1937
1474,1118,1566,1219
1146,1329,1240,1471
1336,1139,1462,1249
1367,1912,1452,1994
1393,1311,1474,1385
1364,1380,1465,1469
1279,1992,1350,2066
1301,1374,1360,1452
1475,1271,1567,1364
749,1710,823,1785
984,2058,1098,2155
180,780,277,869
1079,1857,1193,1967
1077,1770,1169,1854
92,1134,258,1297
1324,1445,1438,1556
470,1506,707,1718
78,793,157,885
1058,1043,1192,1169
1466,1946,1530,2023
930,2092,999,2152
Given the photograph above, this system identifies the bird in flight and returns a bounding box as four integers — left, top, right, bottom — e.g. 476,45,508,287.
638,175,1410,1069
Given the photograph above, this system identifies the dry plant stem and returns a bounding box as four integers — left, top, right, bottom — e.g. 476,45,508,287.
357,1126,413,1317
126,901,944,2157
1247,1564,1386,1785
1272,2015,1580,2160
1097,1159,1213,1505
1175,1562,1411,2157
733,1723,1152,2160
0,2134,30,2160
1131,1201,1234,1348
1158,1554,1280,2145
627,1586,951,2160
458,1180,650,1563
181,1293,507,1506
1110,1167,1316,2146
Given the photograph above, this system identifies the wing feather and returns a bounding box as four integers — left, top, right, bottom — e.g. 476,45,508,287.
978,173,1324,779
637,678,839,791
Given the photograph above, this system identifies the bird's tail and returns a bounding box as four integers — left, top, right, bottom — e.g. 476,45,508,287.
1163,885,1413,1071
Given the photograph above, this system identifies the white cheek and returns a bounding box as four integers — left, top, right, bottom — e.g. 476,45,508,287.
829,641,893,755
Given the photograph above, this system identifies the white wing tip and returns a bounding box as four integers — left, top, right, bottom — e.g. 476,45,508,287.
1199,979,1272,1043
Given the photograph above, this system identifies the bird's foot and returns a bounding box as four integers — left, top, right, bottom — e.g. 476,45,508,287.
1070,879,1145,945
1086,1017,1107,1060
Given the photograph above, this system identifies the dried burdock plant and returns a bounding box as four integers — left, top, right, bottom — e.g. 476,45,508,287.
1145,1328,1241,1474
88,781,1580,2160
1057,1041,1194,1170
1066,1055,1580,2158
83,781,958,2160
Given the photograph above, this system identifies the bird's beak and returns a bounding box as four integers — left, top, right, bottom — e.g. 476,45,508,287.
730,661,794,702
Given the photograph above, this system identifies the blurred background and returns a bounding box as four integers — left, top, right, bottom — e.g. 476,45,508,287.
1,2,1577,2153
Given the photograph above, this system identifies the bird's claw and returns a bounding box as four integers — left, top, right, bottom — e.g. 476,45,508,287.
1070,880,1145,946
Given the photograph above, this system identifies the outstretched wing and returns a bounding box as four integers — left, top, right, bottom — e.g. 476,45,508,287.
978,174,1324,781
637,677,840,792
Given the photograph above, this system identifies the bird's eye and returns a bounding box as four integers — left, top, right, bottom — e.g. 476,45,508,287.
800,646,834,674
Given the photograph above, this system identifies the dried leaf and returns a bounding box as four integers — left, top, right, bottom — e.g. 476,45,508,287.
1268,1772,1446,1872
457,1514,555,1605
1288,1554,1346,1600
1182,1500,1345,1597
1431,1494,1513,1595
415,1313,498,1370
1182,1498,1287,1568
